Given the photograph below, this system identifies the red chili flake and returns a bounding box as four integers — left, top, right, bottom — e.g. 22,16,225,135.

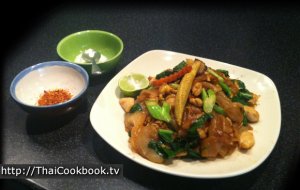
38,89,72,106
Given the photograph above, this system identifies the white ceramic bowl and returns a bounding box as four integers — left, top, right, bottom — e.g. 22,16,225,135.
10,61,89,115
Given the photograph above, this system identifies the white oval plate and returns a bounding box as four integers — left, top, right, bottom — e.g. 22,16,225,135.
90,50,281,178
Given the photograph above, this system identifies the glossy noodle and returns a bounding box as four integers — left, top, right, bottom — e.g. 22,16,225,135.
119,59,259,163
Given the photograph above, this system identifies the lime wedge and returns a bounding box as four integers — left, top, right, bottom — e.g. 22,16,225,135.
118,73,149,97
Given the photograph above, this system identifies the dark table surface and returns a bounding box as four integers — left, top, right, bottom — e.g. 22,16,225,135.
2,4,300,190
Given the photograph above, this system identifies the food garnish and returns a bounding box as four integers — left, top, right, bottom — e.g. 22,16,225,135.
38,89,72,106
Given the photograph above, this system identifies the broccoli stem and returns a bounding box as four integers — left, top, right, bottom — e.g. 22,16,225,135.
145,100,171,123
202,89,216,114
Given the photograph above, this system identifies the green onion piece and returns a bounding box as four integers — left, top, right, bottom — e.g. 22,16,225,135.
170,139,185,153
187,149,202,159
213,104,225,114
216,69,229,77
129,103,142,113
148,140,175,159
238,91,253,100
232,96,248,105
145,100,163,119
148,140,164,157
242,112,248,126
145,100,171,123
162,148,176,159
231,90,253,105
188,113,213,137
236,80,246,90
207,68,224,82
169,83,179,89
161,102,171,123
219,81,232,97
158,129,174,143
201,88,208,100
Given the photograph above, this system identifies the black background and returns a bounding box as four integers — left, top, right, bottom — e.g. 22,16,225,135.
1,2,299,190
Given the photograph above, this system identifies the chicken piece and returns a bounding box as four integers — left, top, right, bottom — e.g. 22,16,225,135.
119,97,135,113
244,106,259,123
239,130,255,149
192,82,202,96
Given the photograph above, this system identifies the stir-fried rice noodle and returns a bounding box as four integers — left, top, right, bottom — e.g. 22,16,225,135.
119,59,259,163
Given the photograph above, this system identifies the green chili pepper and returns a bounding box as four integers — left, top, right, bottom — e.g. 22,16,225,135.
145,100,171,123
